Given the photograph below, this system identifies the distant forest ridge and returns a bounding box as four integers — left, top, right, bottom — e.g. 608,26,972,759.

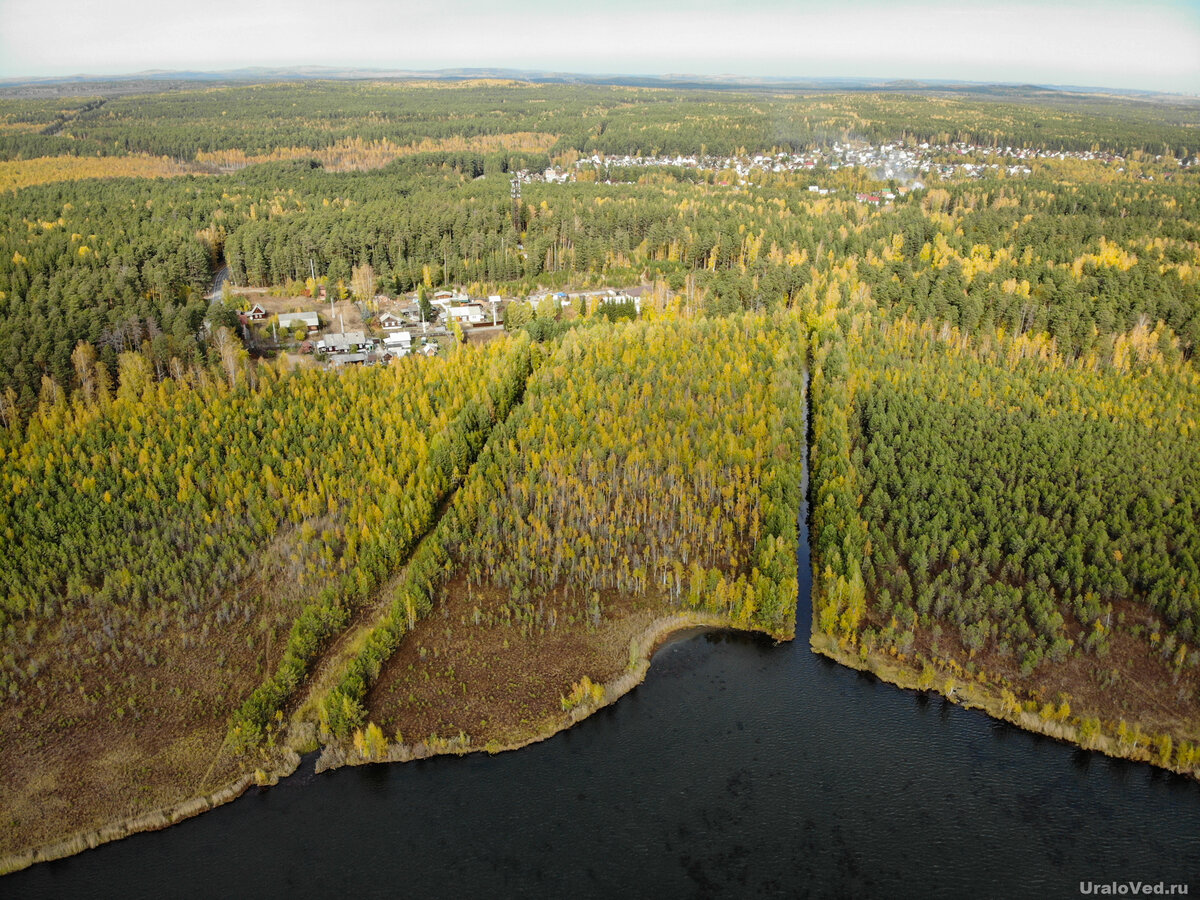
0,67,1196,103
1,79,1195,170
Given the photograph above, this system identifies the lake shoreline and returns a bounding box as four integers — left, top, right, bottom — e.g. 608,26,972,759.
0,612,788,877
0,748,302,877
809,632,1200,781
318,610,793,771
7,608,1194,879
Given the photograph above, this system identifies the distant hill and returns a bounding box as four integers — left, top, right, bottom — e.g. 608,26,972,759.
0,66,1194,103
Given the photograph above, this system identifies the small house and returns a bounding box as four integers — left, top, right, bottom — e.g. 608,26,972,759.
319,330,373,355
247,303,267,321
448,304,487,325
383,331,413,352
378,312,405,331
278,311,321,333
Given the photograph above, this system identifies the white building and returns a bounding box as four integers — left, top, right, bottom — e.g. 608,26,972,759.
431,290,469,307
448,304,487,325
383,331,413,354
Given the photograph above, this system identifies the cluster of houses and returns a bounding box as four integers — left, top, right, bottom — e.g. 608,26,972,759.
853,190,900,205
315,310,450,366
317,324,442,366
513,138,1138,195
235,289,509,369
429,290,500,326
242,307,324,335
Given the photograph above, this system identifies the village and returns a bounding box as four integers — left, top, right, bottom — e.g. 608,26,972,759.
520,137,1191,190
229,288,498,367
229,285,644,368
215,136,1192,370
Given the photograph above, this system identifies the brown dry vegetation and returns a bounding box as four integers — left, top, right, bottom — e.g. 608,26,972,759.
0,523,334,859
366,574,669,748
0,608,280,857
464,325,506,346
858,598,1200,751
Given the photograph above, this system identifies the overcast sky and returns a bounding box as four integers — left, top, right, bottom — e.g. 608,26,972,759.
2,0,1198,93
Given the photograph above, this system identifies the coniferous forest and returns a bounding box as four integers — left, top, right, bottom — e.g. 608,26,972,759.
1,79,1198,870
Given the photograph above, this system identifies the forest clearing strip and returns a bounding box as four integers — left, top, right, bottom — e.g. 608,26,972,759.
0,609,784,876
1,339,535,874
225,336,535,751
279,337,539,741
39,98,107,136
289,493,459,734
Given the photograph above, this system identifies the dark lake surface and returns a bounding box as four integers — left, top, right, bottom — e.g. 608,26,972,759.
9,390,1200,899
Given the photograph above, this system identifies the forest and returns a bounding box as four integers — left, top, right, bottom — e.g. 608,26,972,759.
0,334,531,854
1,78,1199,868
810,314,1200,767
319,314,805,744
2,112,1197,413
2,82,1196,162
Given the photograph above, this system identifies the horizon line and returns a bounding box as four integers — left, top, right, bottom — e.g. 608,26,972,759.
1,65,1197,100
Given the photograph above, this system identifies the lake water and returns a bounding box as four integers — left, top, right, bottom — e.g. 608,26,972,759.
8,381,1200,898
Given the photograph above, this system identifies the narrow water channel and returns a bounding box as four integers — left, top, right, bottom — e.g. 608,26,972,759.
9,376,1200,898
